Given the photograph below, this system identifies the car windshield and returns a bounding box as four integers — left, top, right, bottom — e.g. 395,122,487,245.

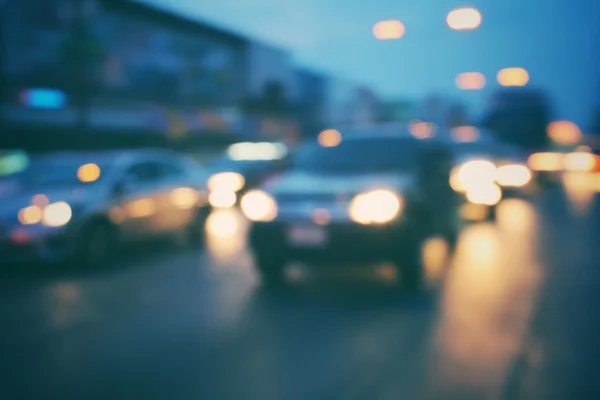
453,142,526,161
0,157,110,190
295,137,419,173
208,157,276,173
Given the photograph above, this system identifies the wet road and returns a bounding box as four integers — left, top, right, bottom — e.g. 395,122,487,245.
2,177,600,399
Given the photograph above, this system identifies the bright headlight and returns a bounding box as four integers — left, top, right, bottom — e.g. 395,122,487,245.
564,152,596,172
207,172,245,192
240,190,277,222
496,164,532,187
453,159,497,192
42,201,72,227
465,183,502,206
349,189,402,224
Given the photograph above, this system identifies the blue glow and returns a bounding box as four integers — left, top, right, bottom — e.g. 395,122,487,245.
21,89,67,109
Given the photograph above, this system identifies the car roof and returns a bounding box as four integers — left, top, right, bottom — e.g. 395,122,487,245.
31,148,181,164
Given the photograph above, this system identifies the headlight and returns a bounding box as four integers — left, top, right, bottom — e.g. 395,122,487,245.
240,190,277,222
348,189,403,224
528,152,564,171
207,172,245,192
465,183,502,206
452,160,497,192
564,152,596,172
41,201,72,227
496,164,532,187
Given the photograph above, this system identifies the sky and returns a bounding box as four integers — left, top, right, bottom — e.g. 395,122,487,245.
141,0,600,128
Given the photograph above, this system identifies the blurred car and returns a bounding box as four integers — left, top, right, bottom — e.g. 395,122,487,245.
241,134,460,289
205,141,291,208
448,139,534,221
0,149,210,265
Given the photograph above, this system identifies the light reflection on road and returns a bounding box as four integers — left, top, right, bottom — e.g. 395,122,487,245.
562,172,599,215
423,199,542,398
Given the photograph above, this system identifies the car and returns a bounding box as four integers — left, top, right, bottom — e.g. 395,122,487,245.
205,142,291,208
0,149,211,266
240,134,461,289
448,138,535,221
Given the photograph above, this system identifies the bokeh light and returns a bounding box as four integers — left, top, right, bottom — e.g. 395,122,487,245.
410,121,436,139
547,121,581,145
373,20,405,40
456,72,485,90
447,7,482,30
497,68,529,87
77,163,101,183
452,126,479,142
318,129,342,147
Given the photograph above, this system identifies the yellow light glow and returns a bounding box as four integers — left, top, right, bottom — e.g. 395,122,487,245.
126,198,156,218
349,189,402,224
447,7,482,30
240,190,277,222
206,210,239,238
42,201,72,227
564,152,596,172
373,20,405,40
318,129,342,147
170,187,199,209
208,190,237,208
410,121,435,139
547,121,581,145
459,203,490,221
497,68,529,87
456,72,485,90
528,152,564,172
18,205,42,225
452,126,479,142
496,164,532,187
207,172,245,193
465,183,502,206
455,160,497,192
77,163,101,183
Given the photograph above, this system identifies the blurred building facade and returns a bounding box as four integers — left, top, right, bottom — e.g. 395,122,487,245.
2,0,250,138
0,0,382,146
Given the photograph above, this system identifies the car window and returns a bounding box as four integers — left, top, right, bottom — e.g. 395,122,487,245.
125,161,161,183
295,137,421,173
156,160,187,179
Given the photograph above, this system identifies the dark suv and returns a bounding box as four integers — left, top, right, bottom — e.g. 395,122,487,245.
240,134,460,289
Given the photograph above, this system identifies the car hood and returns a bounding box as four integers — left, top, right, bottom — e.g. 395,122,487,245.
263,170,416,196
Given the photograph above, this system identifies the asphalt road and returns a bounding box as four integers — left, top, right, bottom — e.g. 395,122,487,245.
1,177,600,399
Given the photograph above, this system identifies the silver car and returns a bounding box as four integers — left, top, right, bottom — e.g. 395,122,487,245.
0,149,210,265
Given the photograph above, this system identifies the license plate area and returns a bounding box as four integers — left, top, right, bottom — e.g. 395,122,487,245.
286,225,328,247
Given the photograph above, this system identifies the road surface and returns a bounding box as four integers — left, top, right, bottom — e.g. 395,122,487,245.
1,177,599,399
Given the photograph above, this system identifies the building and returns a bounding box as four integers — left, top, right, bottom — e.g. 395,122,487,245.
323,77,381,129
2,0,248,137
294,68,327,137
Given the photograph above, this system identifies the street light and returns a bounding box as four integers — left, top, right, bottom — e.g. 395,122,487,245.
497,67,529,87
447,7,482,30
373,20,405,40
456,72,486,90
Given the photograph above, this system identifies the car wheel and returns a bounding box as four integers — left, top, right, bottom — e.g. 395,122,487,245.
81,222,116,267
254,251,287,287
